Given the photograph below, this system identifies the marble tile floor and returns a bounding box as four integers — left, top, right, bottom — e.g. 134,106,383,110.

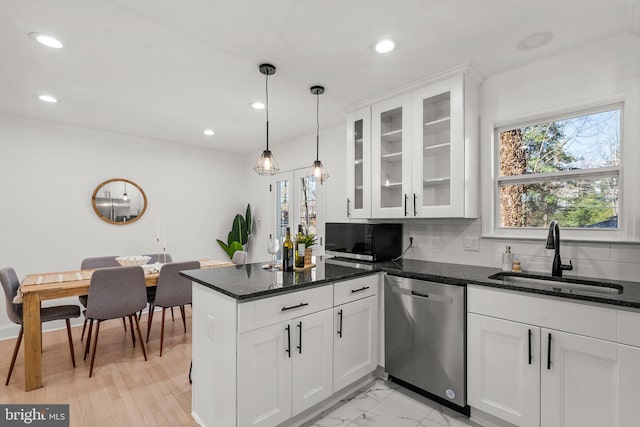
302,379,484,427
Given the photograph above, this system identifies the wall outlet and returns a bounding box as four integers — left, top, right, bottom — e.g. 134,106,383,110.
463,236,479,251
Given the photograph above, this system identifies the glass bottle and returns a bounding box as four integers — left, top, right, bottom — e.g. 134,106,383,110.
283,227,294,271
502,246,513,272
295,225,305,268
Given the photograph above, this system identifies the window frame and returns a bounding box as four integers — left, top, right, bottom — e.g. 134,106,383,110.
487,101,628,242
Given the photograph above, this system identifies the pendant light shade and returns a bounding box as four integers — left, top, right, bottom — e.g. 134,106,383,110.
308,85,329,184
254,63,280,176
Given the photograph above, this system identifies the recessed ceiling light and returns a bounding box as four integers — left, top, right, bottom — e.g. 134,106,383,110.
250,101,265,110
203,129,215,136
29,32,63,49
38,94,58,103
516,32,553,51
374,39,396,54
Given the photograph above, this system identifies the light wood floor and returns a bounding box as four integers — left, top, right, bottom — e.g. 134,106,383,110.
0,309,197,427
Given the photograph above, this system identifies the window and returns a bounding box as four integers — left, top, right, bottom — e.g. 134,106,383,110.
496,104,621,230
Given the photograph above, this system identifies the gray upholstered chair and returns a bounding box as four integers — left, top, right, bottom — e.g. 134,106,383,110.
145,261,200,356
1,267,80,385
85,266,148,377
141,253,173,312
231,250,248,265
79,256,122,341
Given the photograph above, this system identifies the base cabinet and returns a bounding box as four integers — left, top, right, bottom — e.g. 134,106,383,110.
238,309,333,427
468,286,640,427
333,296,377,391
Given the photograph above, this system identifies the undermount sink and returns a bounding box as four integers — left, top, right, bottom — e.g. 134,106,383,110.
488,272,622,296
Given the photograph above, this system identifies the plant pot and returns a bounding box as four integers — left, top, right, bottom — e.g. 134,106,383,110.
304,248,312,265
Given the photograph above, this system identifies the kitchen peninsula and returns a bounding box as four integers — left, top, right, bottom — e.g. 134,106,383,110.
182,259,380,427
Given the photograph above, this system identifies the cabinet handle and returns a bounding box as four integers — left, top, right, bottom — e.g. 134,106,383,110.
282,302,309,312
413,193,417,216
297,321,302,354
285,325,291,358
547,333,552,370
337,309,343,338
528,329,532,365
351,286,370,294
404,194,408,217
347,198,351,217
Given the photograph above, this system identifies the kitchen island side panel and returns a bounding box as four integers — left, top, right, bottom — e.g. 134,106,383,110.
192,283,238,427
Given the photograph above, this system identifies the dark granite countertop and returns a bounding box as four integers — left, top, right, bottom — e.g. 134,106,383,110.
182,256,640,309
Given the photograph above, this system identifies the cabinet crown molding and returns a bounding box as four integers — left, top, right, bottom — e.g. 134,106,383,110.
345,62,484,113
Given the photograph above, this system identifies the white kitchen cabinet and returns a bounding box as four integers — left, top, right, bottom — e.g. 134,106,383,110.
540,329,619,427
371,93,413,218
238,308,333,427
367,72,478,218
468,285,640,427
346,107,371,218
333,295,378,391
411,74,478,218
467,313,540,427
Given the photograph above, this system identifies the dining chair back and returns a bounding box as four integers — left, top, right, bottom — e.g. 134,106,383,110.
1,267,80,385
146,261,200,355
85,266,148,377
231,250,248,265
79,256,122,341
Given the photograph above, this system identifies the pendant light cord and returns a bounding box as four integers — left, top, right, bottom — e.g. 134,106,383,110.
315,92,320,161
265,73,270,151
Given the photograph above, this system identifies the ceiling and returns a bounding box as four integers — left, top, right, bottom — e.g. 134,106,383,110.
0,0,636,155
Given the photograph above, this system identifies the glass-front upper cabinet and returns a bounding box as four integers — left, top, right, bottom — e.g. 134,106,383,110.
346,108,371,218
412,74,477,218
371,93,412,217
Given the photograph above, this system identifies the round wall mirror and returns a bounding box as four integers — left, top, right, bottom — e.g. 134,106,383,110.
92,178,147,225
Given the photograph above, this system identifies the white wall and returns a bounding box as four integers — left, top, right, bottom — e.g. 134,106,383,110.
0,114,246,338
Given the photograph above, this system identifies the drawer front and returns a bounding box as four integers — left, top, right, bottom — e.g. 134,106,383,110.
467,285,617,341
251,285,333,330
618,309,640,347
334,275,378,306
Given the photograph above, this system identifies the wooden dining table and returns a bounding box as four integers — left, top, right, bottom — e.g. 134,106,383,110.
18,259,233,391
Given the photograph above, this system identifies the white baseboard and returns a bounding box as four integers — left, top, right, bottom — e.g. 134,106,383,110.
470,407,518,427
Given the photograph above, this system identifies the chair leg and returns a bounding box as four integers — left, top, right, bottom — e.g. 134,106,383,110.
81,317,88,341
160,307,166,357
180,305,186,333
132,315,147,361
84,319,94,360
129,316,136,348
65,319,76,368
89,320,101,377
146,304,155,343
5,325,23,386
171,307,174,322
122,317,127,332
189,361,192,385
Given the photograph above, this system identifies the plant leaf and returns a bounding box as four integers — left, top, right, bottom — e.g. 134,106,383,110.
245,204,252,234
216,239,234,259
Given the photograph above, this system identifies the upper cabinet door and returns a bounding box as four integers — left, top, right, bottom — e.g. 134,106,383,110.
346,108,371,219
412,75,466,217
371,93,413,218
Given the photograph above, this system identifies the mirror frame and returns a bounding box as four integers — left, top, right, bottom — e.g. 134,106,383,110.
91,178,148,225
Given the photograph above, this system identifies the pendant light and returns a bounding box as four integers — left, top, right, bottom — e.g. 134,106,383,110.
254,63,280,175
308,85,329,184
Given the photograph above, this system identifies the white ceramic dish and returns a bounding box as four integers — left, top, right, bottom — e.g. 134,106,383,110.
115,255,152,266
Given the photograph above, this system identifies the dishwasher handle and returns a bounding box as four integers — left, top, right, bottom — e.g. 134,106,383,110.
390,284,454,304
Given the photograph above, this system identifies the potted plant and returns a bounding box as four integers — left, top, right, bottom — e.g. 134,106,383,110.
217,204,252,260
303,233,317,265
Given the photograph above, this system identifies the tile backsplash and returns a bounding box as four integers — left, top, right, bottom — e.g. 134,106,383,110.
403,219,640,282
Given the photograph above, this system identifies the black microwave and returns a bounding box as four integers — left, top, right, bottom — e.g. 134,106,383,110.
325,222,402,262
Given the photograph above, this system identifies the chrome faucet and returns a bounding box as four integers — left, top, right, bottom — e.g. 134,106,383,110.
545,220,573,277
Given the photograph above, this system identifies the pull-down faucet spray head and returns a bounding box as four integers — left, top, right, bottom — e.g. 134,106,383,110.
545,221,557,250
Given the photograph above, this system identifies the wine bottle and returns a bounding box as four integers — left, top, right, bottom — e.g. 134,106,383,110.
295,225,305,268
283,227,294,271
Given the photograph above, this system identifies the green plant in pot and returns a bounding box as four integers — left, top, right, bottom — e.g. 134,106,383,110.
303,233,317,265
217,204,252,260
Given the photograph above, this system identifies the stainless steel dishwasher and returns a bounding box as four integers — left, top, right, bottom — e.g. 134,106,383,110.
385,275,467,410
